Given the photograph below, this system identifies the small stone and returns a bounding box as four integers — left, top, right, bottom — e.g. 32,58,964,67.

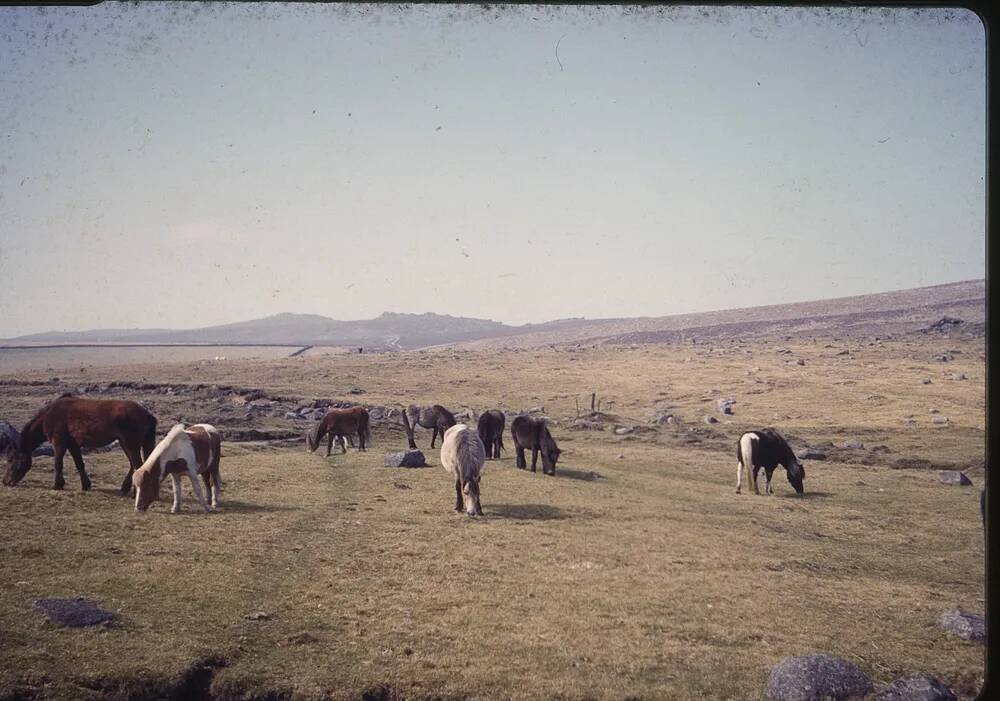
931,416,949,425
929,408,940,414
284,411,299,420
34,598,114,628
704,416,718,424
951,372,967,381
765,654,872,701
938,471,972,486
614,427,633,435
836,349,850,355
383,450,427,468
921,379,932,385
839,440,864,449
716,398,736,414
872,672,957,701
245,611,272,621
795,359,805,366
937,610,985,641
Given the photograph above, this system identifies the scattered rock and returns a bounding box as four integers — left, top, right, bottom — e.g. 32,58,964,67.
937,610,985,641
0,420,19,453
920,379,932,385
775,347,792,354
383,450,427,468
348,387,366,394
527,406,545,414
929,408,940,414
796,448,827,461
933,354,954,362
795,359,806,366
704,416,718,424
34,598,114,628
765,654,872,701
614,427,633,435
839,440,864,449
931,416,949,425
938,471,972,486
951,373,967,381
244,611,272,621
616,454,624,459
653,413,674,424
284,411,300,420
925,316,964,332
836,349,850,355
716,397,736,415
872,672,957,701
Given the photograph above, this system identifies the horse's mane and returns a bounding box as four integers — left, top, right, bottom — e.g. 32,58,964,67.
137,423,187,472
18,393,76,449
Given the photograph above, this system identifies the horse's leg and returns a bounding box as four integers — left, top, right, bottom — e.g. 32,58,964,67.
430,426,438,449
169,473,183,513
201,472,214,507
187,468,210,512
66,440,92,491
120,444,142,497
326,431,334,458
765,467,774,495
357,428,365,452
340,434,348,454
530,448,539,473
52,440,67,490
515,447,526,469
455,477,463,513
751,466,761,495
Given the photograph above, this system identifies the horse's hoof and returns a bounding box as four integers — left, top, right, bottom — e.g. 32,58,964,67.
52,482,65,491
81,480,92,491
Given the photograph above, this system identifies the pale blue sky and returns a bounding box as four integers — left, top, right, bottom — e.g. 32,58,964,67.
0,4,985,336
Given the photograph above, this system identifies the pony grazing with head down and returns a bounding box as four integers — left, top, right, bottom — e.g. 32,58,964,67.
3,394,157,495
305,407,371,457
736,428,805,496
510,415,561,475
133,423,222,513
401,404,456,450
440,424,486,516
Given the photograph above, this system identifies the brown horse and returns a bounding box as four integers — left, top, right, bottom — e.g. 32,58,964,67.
3,394,157,495
306,407,371,457
510,415,561,475
476,409,506,459
401,404,456,449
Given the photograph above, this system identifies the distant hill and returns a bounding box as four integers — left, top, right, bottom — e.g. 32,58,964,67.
1,280,984,350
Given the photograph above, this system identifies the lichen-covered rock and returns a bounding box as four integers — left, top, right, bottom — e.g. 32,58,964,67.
765,654,872,701
872,673,957,701
383,450,427,468
937,610,985,641
797,448,827,461
938,471,972,486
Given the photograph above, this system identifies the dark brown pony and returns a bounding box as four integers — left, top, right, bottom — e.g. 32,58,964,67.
477,410,505,459
3,394,157,495
401,404,456,449
510,415,561,475
306,407,371,457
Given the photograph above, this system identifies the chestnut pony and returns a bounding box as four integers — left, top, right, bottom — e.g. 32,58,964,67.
306,407,371,457
3,394,157,495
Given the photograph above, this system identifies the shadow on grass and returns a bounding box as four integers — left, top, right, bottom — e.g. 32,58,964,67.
487,503,568,521
781,491,833,499
218,499,298,513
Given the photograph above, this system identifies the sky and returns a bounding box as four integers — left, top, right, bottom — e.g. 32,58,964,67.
0,3,986,336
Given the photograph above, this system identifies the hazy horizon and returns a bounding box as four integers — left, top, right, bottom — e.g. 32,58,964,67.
0,4,986,337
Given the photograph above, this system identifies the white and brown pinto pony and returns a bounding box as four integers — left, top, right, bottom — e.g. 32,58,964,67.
440,424,486,516
133,423,222,513
736,428,805,496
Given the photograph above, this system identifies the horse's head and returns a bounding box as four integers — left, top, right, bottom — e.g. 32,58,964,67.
2,445,31,487
133,467,161,512
541,431,562,473
461,476,483,516
786,460,806,494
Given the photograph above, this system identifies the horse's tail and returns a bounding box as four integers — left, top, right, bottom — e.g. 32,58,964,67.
365,415,373,446
141,416,158,461
400,406,412,433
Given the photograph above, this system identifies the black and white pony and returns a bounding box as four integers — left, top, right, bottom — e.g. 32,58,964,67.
736,428,805,495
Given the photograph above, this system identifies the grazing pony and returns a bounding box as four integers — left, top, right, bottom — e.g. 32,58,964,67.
306,407,371,457
510,415,561,475
476,410,506,459
3,394,157,495
440,424,486,516
133,423,223,513
401,404,456,449
736,428,805,495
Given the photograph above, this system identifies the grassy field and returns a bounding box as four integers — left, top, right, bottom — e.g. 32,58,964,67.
0,336,985,700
